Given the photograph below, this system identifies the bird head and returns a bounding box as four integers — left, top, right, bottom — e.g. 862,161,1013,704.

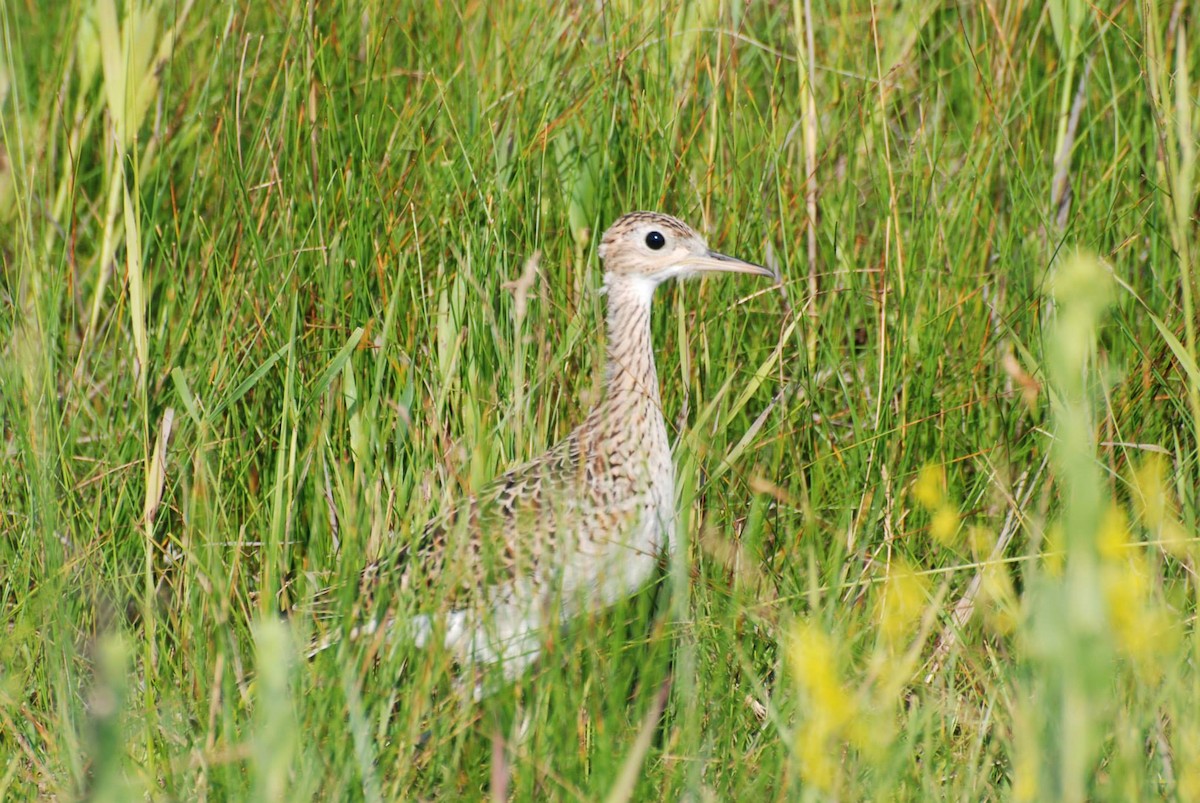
597,212,774,296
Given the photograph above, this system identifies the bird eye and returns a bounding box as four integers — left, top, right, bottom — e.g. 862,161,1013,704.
645,231,666,250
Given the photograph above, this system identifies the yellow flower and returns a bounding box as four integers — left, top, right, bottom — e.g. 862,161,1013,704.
912,465,945,510
1097,504,1131,560
789,622,855,726
788,621,858,792
794,722,837,791
1129,454,1170,529
875,561,930,649
930,505,961,547
1103,556,1178,681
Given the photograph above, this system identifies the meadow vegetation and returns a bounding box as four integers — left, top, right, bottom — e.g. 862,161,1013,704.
1,0,1198,799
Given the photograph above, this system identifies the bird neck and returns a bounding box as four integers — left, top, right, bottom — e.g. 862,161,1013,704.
601,275,662,410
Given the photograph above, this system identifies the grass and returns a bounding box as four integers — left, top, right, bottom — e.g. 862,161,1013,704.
1,0,1198,798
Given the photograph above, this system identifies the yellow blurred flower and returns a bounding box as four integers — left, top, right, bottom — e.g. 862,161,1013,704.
1103,555,1178,682
875,561,930,649
789,621,855,725
912,465,945,510
1129,454,1170,529
930,505,961,547
1097,504,1132,560
788,621,859,792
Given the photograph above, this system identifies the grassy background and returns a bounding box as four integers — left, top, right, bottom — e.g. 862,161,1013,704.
2,0,1198,799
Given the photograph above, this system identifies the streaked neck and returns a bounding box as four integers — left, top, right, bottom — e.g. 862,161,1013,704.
601,274,661,409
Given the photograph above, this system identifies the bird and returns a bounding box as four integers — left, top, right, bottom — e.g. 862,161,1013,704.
313,211,774,695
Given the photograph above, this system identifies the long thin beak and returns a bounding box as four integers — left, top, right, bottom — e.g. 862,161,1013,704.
688,249,776,279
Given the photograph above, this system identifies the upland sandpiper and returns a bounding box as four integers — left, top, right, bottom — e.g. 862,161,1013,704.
319,211,773,693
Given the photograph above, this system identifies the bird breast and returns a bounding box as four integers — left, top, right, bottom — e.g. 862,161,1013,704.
558,412,675,610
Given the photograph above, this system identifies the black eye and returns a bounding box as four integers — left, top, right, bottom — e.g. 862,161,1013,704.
645,231,666,250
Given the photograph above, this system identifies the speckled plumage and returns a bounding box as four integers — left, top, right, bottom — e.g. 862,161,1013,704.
318,212,773,692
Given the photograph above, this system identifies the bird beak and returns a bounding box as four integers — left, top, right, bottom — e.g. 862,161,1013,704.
686,250,776,279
